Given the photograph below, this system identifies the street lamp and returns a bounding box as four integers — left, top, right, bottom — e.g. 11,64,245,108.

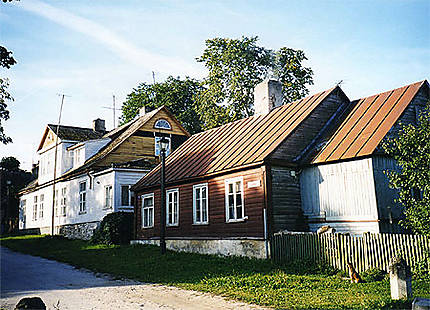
159,136,169,254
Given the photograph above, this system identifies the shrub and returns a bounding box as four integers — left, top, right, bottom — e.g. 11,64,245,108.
91,212,134,245
361,268,387,282
412,252,430,280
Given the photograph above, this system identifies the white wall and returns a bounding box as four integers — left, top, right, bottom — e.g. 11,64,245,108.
300,158,379,234
19,168,148,232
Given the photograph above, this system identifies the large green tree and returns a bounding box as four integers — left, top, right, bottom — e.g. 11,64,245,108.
0,46,17,144
383,102,430,236
121,76,203,134
196,36,313,129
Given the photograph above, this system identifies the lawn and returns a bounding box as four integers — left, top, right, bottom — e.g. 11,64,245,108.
1,235,429,309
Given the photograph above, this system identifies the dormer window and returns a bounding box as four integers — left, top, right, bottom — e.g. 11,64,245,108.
154,119,171,130
74,147,85,167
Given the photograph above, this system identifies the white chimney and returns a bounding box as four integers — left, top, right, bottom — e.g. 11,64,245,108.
139,106,147,117
253,79,283,116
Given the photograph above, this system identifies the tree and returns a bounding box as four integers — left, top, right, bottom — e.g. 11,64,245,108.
383,102,430,236
121,76,203,134
0,46,16,144
196,36,313,129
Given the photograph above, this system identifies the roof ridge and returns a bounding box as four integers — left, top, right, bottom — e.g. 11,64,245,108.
354,80,427,101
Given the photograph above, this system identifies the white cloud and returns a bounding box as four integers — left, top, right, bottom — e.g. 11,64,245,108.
16,0,203,77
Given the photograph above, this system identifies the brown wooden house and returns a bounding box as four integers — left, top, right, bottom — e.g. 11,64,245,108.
131,80,351,258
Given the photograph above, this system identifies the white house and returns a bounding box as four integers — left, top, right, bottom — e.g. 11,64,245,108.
19,106,189,239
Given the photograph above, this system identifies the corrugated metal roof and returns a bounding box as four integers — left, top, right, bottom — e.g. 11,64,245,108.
312,80,427,164
133,87,338,189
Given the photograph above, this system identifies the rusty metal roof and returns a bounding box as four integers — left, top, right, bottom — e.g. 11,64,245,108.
312,80,428,164
133,87,339,189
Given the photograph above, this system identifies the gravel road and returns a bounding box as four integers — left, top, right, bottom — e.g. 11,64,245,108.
0,247,266,310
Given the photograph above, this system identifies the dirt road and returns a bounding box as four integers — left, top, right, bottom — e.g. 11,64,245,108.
1,247,266,310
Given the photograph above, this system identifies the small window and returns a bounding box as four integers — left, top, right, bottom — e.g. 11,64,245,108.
79,181,87,213
74,147,85,167
154,136,171,157
54,189,59,217
225,177,245,222
20,199,26,222
142,193,154,228
33,196,38,221
154,119,171,130
104,185,113,209
121,185,131,206
193,184,208,224
166,188,179,226
61,187,67,216
39,194,44,218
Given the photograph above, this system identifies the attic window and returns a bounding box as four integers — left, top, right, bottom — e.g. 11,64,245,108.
154,119,171,130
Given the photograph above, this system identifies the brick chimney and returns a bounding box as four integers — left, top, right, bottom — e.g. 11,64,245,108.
253,79,283,116
92,118,106,132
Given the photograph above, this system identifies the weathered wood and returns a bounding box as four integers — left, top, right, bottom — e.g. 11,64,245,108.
272,232,429,274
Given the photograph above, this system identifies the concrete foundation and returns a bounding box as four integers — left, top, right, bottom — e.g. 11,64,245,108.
131,238,267,259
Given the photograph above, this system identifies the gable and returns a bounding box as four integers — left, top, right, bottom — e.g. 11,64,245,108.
38,127,57,152
312,80,428,164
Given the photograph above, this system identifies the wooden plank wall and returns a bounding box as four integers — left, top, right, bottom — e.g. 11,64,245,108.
271,166,306,232
271,232,430,273
135,167,266,239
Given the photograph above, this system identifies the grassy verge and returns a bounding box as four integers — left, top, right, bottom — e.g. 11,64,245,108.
1,235,429,309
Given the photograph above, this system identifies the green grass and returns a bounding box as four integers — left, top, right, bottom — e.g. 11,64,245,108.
1,235,429,309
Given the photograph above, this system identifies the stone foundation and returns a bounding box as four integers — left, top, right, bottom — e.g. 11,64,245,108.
59,221,100,240
131,238,268,259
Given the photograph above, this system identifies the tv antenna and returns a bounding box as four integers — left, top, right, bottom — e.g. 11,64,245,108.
102,94,121,128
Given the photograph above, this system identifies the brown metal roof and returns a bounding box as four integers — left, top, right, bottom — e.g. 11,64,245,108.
133,87,338,189
312,80,428,164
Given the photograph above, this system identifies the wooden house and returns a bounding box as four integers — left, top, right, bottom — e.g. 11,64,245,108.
19,106,189,239
132,79,429,258
131,80,351,258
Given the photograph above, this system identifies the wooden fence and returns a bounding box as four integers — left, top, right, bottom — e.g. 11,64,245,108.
271,232,430,273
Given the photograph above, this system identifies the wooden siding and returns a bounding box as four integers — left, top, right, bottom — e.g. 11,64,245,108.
300,158,379,229
270,88,349,162
144,109,188,136
135,167,266,239
270,166,306,233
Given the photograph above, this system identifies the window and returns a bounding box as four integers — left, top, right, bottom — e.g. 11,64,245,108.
33,196,38,221
79,181,87,213
142,193,154,228
104,185,113,209
54,189,59,217
121,185,131,206
74,147,85,167
61,187,67,216
39,194,44,218
166,188,179,226
193,184,208,224
225,177,245,222
154,136,171,157
20,199,26,221
154,119,171,130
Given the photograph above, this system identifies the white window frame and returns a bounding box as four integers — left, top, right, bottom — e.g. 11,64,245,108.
121,185,132,206
155,136,171,157
79,181,87,213
166,188,179,227
20,199,26,223
74,147,85,167
60,187,67,216
33,196,38,221
225,176,246,222
154,118,172,130
54,189,59,217
193,183,209,225
141,193,154,228
39,194,44,218
104,185,113,209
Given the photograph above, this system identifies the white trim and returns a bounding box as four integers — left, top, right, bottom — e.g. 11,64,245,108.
154,118,172,130
166,188,179,227
104,184,113,209
141,193,154,228
79,180,87,213
120,184,132,207
193,183,209,225
225,176,245,223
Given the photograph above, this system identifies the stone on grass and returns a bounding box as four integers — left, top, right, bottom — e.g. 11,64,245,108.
389,257,412,300
15,297,46,309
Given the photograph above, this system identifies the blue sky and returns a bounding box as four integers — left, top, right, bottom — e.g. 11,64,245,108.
1,0,429,170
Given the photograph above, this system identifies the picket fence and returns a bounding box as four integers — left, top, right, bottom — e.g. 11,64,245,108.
270,232,430,273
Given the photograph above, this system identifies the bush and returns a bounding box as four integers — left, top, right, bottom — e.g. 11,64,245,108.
361,268,387,282
412,253,430,280
91,212,134,245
